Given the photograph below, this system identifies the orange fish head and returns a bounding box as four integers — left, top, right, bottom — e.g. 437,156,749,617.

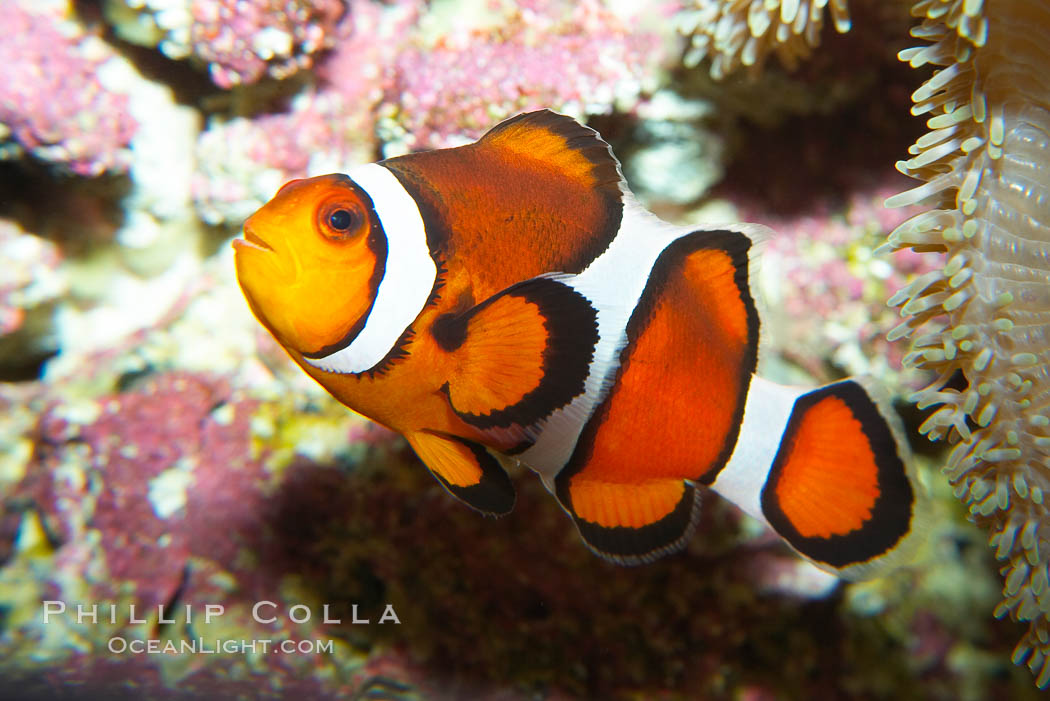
233,173,385,356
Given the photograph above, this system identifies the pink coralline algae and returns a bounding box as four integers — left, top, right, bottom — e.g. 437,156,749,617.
738,185,941,386
190,0,347,88
192,0,670,222
0,4,136,176
382,0,670,150
192,0,415,224
30,374,256,607
6,371,381,697
192,96,361,224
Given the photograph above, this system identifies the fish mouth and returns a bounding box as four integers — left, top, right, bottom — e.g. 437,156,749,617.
234,227,275,253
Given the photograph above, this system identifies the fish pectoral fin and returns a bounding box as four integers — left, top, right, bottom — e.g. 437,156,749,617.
406,431,515,516
433,276,598,433
479,109,625,201
554,474,701,565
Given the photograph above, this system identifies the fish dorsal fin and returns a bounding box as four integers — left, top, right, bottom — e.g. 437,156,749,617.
406,431,516,516
379,110,626,299
477,110,626,200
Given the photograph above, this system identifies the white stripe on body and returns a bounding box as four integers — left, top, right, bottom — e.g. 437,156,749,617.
520,200,692,489
519,200,771,495
302,163,437,375
708,375,803,527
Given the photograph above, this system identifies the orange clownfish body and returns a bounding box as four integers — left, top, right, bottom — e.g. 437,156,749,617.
234,110,923,578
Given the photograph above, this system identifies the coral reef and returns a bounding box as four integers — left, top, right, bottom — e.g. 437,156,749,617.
0,0,1044,697
193,94,362,226
0,220,66,341
0,2,137,175
0,219,67,382
378,0,668,152
145,0,595,226
192,0,673,226
0,373,377,699
107,0,346,88
750,187,934,386
884,0,1050,687
192,0,410,225
0,363,1036,699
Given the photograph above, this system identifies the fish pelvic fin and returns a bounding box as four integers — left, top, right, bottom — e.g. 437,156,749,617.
406,430,516,516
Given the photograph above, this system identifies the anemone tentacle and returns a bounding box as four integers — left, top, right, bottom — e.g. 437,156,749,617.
678,0,852,78
887,0,1050,688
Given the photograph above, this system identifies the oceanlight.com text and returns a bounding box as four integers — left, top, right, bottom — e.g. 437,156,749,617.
107,637,335,655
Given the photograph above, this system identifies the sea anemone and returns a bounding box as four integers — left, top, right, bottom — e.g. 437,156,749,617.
678,0,852,79
885,0,1050,687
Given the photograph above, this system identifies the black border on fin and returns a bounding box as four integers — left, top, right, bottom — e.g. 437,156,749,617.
760,381,915,568
414,432,516,516
559,482,702,566
666,230,759,484
480,109,625,193
436,276,598,430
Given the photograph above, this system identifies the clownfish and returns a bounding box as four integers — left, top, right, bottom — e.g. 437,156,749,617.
234,110,923,579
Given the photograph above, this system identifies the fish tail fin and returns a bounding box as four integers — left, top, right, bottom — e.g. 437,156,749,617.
711,377,925,580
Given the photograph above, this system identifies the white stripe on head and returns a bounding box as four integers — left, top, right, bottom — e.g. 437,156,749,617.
303,163,437,375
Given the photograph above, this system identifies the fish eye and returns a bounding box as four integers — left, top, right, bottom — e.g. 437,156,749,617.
329,209,354,231
318,202,364,241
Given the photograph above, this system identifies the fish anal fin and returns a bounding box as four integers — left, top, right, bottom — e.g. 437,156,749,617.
437,277,597,432
407,431,515,516
557,475,701,565
761,380,921,579
572,479,686,529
